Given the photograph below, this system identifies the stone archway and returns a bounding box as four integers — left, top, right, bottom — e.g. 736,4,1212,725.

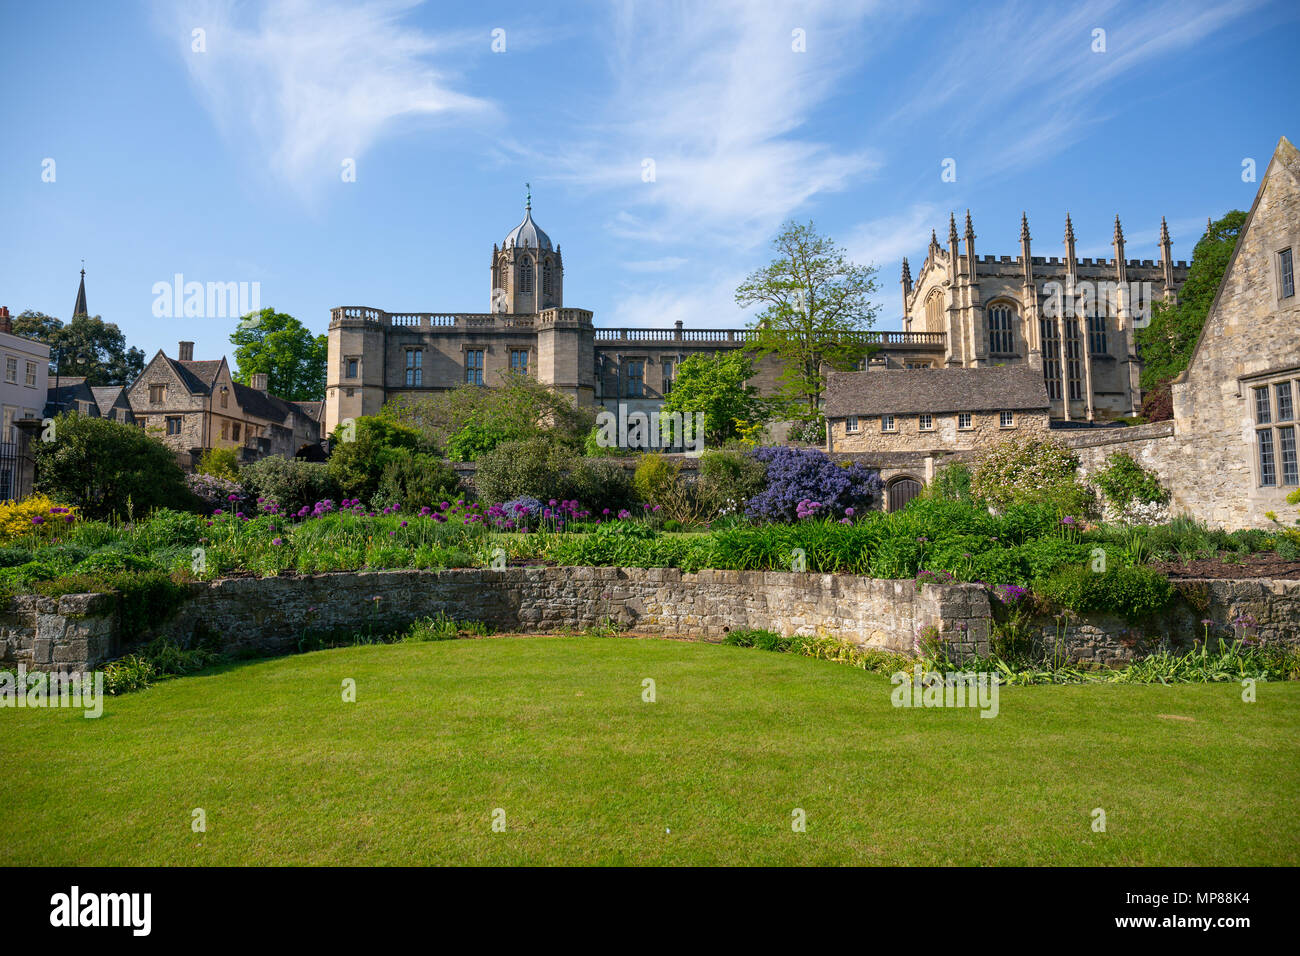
887,475,923,512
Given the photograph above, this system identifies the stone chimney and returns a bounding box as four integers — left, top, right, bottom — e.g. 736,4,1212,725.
250,372,268,392
0,307,10,335
178,341,194,361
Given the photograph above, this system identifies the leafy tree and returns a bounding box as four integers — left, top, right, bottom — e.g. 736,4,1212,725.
736,221,879,417
384,371,594,458
659,350,770,446
12,311,145,386
229,308,327,401
1136,211,1247,418
197,447,241,481
32,413,195,520
327,416,426,503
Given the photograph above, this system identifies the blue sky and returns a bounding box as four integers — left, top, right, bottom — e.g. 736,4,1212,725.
1,0,1296,368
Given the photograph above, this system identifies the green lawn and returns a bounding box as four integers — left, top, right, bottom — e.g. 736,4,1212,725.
3,636,1297,866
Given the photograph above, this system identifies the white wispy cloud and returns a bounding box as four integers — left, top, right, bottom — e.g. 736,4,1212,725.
604,271,751,329
529,0,890,249
155,0,493,200
895,0,1266,181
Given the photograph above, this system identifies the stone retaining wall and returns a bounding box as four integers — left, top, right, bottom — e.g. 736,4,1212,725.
2,567,1296,673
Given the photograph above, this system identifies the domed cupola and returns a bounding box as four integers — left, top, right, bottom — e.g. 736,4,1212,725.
491,185,563,313
503,204,552,252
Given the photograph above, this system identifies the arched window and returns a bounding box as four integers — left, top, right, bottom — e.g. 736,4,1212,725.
1040,318,1062,400
542,261,553,297
519,258,533,294
924,290,945,333
987,304,1015,354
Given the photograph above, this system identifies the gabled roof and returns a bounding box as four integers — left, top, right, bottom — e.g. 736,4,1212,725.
825,365,1051,417
233,381,302,424
178,359,223,388
91,386,129,416
291,400,324,423
1177,135,1299,382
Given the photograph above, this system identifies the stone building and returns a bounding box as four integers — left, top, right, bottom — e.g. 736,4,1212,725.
1063,135,1300,528
324,197,945,434
0,306,50,501
128,342,323,468
824,365,1051,509
902,210,1189,421
825,365,1051,453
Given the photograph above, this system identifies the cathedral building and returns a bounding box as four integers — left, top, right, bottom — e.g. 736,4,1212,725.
901,211,1189,420
324,197,942,435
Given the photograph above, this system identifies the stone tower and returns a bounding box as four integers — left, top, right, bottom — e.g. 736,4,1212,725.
490,187,563,314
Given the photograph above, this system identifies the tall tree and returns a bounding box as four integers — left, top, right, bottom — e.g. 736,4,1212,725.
229,308,327,401
1136,210,1247,419
736,220,879,418
11,311,145,386
659,350,769,446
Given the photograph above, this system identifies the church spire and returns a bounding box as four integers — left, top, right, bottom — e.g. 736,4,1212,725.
948,211,959,244
73,263,88,318
1113,214,1124,244
1020,211,1030,243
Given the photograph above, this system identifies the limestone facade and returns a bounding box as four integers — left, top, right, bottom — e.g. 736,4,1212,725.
323,202,948,434
128,343,323,468
902,210,1189,421
1061,137,1300,528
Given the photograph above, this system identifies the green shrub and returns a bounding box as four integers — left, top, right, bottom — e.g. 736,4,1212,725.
241,456,340,513
327,416,426,503
73,551,162,576
127,509,204,553
972,437,1096,518
563,458,636,512
1091,452,1169,510
375,450,460,511
197,447,241,481
1036,563,1174,622
445,423,513,462
926,462,973,502
723,627,786,650
696,449,767,517
32,413,197,520
0,546,34,569
474,437,568,504
632,453,704,523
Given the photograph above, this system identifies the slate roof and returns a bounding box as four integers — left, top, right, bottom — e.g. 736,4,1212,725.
291,401,324,423
176,359,223,391
825,365,1051,417
91,386,128,416
233,381,303,425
